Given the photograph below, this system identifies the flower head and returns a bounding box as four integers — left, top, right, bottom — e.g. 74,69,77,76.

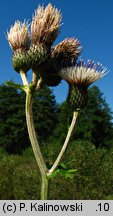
7,21,30,51
7,21,31,73
39,59,62,86
59,60,108,110
59,60,107,87
52,38,81,68
38,38,81,87
28,44,48,69
31,3,62,47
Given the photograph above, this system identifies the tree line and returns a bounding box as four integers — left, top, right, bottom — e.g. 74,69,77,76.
0,83,113,199
0,84,113,154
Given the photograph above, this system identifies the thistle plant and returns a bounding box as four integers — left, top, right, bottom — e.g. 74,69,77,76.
6,3,107,200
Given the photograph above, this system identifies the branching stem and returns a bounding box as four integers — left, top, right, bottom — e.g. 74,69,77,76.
20,69,78,199
48,111,78,175
25,91,47,175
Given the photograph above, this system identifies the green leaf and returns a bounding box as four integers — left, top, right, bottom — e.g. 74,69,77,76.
64,173,75,179
47,170,59,179
66,169,77,173
5,81,28,92
60,162,67,169
58,168,77,179
47,162,77,179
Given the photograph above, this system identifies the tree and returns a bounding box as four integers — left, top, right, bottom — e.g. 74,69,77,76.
0,84,58,153
84,86,113,147
0,84,29,153
33,86,58,142
52,86,113,148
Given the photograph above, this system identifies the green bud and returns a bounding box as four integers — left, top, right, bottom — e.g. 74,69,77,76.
12,50,30,73
27,44,48,69
68,84,88,111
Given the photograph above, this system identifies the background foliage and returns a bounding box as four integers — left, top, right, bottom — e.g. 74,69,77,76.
0,83,113,199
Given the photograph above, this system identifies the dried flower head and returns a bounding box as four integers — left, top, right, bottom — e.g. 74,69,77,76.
40,38,81,86
7,21,30,51
52,38,81,68
59,60,107,87
39,59,62,86
31,3,62,47
59,60,108,110
7,21,31,73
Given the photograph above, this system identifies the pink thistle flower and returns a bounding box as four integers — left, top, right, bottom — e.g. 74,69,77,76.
7,21,30,51
31,3,62,47
59,60,107,87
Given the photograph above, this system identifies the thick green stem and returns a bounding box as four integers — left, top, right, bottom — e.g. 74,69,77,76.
23,71,78,199
25,91,47,176
26,91,50,199
48,111,78,175
20,71,29,86
41,175,49,200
